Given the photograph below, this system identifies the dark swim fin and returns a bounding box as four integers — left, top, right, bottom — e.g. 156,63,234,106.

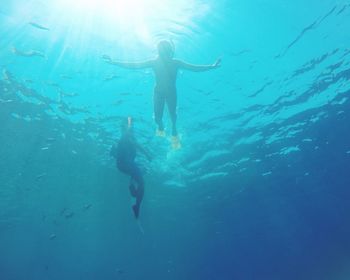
132,204,140,219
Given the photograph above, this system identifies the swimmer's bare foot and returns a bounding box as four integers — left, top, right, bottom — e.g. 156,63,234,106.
156,129,166,137
171,135,181,150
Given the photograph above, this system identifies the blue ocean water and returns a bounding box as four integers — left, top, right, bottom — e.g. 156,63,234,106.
1,0,350,279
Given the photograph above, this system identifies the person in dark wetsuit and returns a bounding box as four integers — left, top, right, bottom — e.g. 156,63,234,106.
102,40,221,149
110,117,152,219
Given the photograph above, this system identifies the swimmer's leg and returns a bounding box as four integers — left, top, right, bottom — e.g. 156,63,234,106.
132,184,144,219
154,92,166,136
130,166,144,219
166,92,177,137
129,178,137,197
118,162,139,198
166,93,181,149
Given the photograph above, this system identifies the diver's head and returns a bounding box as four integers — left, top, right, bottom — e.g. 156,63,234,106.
120,116,133,135
157,40,175,59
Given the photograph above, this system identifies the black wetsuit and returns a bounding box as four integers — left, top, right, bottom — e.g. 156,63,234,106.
111,131,144,218
152,58,178,136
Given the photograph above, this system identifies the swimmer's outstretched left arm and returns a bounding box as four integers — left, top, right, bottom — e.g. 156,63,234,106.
176,58,221,72
102,55,155,69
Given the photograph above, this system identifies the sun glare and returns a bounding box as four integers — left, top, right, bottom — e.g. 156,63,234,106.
57,0,155,24
48,0,202,46
6,0,211,59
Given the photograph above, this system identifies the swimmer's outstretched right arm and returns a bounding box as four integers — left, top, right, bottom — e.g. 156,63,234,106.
102,55,154,69
176,58,221,72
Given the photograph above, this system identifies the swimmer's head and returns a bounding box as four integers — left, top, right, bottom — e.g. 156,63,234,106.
127,116,132,128
120,116,133,134
157,40,175,59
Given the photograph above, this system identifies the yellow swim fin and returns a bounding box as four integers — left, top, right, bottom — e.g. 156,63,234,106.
156,129,166,137
171,136,182,150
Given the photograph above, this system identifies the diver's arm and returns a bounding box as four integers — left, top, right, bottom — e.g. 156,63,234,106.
102,55,154,69
176,58,221,72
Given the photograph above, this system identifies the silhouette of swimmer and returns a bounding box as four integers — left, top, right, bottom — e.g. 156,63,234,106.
110,117,152,219
103,40,221,149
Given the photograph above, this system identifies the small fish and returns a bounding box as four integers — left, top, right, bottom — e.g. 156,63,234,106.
60,74,73,80
49,234,56,240
62,92,78,97
262,171,272,176
0,99,13,103
83,204,92,210
101,54,111,61
104,74,120,81
115,268,124,274
11,47,45,58
46,81,60,88
36,173,47,180
60,208,67,216
65,212,74,219
113,100,124,106
29,22,50,31
46,138,56,143
229,49,251,57
203,91,213,96
72,150,77,154
41,147,49,150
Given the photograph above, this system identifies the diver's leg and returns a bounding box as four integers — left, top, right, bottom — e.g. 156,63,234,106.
166,92,178,136
118,162,138,197
129,178,137,197
130,165,144,219
153,92,165,133
166,92,181,149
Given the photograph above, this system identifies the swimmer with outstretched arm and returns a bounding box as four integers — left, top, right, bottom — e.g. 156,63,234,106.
103,40,221,149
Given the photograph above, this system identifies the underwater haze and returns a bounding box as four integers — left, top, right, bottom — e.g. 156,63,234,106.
1,0,350,279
